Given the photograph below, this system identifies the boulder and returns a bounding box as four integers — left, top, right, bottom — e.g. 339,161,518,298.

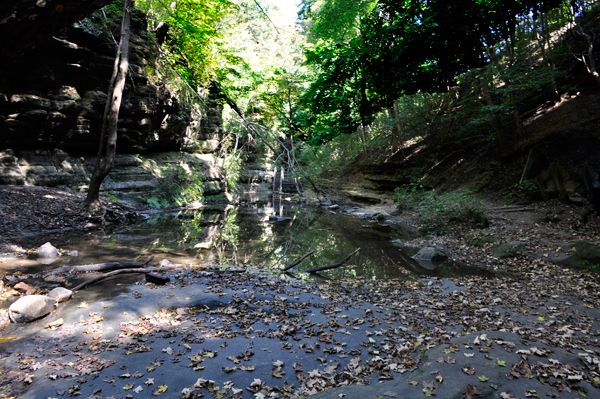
492,242,524,259
9,295,56,323
413,247,448,263
36,242,59,258
555,241,600,269
373,212,391,222
46,287,72,302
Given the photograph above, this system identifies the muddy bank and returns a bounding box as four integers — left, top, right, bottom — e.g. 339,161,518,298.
338,192,600,272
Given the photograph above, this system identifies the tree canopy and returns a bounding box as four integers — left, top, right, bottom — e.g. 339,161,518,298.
299,0,566,142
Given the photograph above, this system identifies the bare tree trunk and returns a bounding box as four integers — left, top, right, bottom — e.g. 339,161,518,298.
534,15,560,103
487,45,525,139
85,0,132,207
481,77,509,154
359,76,368,155
565,1,600,88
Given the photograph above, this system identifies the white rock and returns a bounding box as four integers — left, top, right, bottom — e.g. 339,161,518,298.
9,295,56,323
47,287,73,302
36,242,59,258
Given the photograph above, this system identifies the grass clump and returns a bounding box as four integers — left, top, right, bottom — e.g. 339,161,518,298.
393,185,487,232
144,165,204,209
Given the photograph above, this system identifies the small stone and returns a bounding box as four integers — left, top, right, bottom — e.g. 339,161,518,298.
47,287,73,302
158,259,173,267
13,282,32,293
9,295,56,323
36,242,59,258
66,250,78,257
328,204,340,210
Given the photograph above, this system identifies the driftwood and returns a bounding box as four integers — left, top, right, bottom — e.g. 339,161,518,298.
71,264,247,291
43,255,155,277
282,250,315,271
300,248,361,274
72,265,179,291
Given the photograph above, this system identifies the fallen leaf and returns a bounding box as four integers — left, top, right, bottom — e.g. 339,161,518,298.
152,384,168,396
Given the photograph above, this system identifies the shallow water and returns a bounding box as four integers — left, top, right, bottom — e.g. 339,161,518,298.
2,202,493,281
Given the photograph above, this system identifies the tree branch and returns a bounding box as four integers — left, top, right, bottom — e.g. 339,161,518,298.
43,255,155,277
282,250,315,271
300,248,361,273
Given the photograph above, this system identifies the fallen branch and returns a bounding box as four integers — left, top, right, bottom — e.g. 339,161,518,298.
301,248,361,274
71,264,247,291
282,250,315,271
43,255,155,277
72,265,179,292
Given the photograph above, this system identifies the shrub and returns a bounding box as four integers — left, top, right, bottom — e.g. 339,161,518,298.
144,165,204,208
393,185,486,232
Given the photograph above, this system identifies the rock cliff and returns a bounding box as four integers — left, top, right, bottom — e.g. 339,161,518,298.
0,7,224,197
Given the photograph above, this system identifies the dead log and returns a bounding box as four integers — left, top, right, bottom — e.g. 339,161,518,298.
282,250,315,271
71,265,178,292
71,264,247,291
300,248,361,274
43,255,154,277
145,273,170,285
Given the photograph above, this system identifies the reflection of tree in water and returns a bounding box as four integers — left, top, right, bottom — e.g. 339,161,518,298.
235,205,324,268
213,207,239,264
136,206,492,279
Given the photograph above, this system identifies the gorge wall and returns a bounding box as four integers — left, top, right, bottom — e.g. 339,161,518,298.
0,7,226,198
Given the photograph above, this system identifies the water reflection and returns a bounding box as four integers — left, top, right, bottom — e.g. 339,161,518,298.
3,202,494,281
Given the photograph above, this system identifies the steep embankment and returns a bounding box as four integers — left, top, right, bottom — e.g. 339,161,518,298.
328,89,600,215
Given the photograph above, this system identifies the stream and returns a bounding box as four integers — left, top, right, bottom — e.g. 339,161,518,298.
1,201,493,282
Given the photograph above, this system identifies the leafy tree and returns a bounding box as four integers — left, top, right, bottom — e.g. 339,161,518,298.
299,0,377,43
301,0,564,146
136,0,234,88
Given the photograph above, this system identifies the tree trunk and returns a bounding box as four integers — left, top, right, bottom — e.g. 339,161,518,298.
359,76,368,155
534,15,560,104
85,0,132,207
487,45,525,139
481,77,509,154
569,3,600,88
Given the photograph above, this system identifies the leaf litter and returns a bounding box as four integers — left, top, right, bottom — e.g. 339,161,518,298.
1,246,600,398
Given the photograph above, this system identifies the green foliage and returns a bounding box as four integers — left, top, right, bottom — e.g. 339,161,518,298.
219,133,244,193
144,165,205,208
300,0,564,145
392,183,426,211
393,186,486,232
512,181,539,201
138,0,234,82
299,0,377,44
101,193,119,203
